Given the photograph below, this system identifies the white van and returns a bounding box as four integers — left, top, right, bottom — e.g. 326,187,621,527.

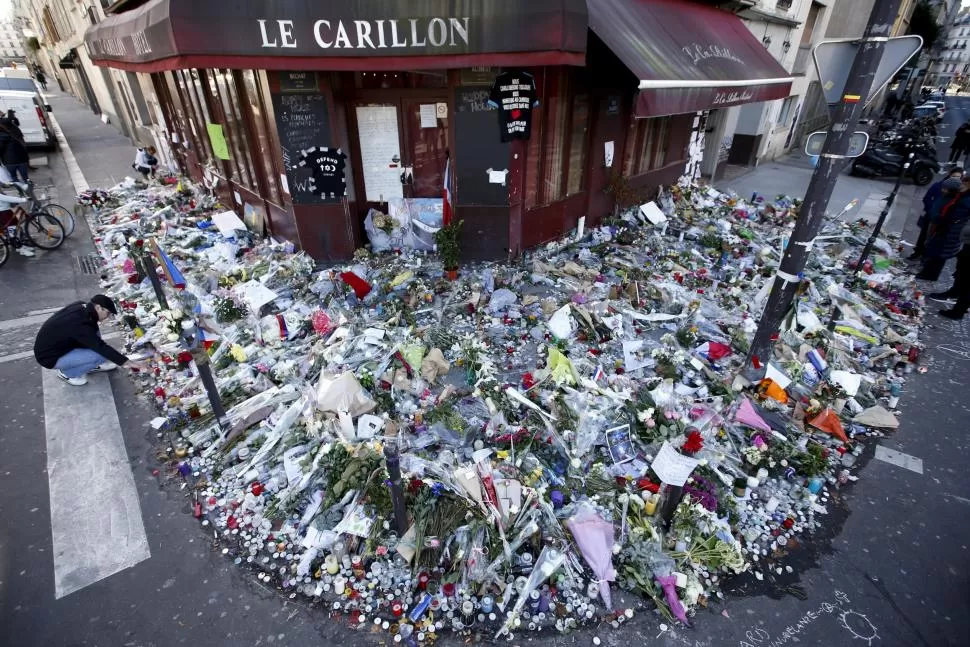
0,89,54,149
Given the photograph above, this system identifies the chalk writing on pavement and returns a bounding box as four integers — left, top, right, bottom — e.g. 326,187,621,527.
738,590,878,647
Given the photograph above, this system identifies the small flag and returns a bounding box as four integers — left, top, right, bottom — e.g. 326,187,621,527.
442,152,454,226
843,94,861,103
592,365,606,382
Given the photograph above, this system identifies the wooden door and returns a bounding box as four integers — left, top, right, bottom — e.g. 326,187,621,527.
354,103,405,208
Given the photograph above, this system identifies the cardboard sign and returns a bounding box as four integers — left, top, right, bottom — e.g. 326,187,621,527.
650,441,700,486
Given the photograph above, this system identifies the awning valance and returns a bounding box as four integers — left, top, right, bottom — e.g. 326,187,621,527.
84,0,588,72
588,0,794,117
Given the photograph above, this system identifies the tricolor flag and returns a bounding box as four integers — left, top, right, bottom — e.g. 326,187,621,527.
442,152,454,226
843,94,861,104
592,365,606,383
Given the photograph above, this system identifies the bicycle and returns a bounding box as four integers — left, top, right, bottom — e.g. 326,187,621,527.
0,204,65,268
0,180,76,237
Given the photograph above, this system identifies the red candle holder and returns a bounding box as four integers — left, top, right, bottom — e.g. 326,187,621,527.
417,572,430,590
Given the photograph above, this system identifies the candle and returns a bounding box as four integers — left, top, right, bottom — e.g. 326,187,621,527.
480,595,494,613
392,602,404,617
461,600,474,617
644,493,659,515
442,582,456,598
341,554,352,570
333,576,346,595
756,468,769,484
332,540,347,558
417,572,429,590
325,554,339,575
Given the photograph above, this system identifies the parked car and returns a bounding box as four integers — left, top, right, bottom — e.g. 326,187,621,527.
916,100,946,121
0,86,55,150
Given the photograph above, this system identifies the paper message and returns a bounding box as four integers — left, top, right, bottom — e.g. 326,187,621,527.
419,104,437,128
488,169,508,185
605,140,614,167
651,441,700,486
206,122,230,160
211,210,247,237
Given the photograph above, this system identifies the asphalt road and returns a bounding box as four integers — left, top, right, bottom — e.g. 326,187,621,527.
0,92,968,647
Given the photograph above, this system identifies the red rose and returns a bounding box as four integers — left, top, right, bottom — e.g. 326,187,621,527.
134,239,144,248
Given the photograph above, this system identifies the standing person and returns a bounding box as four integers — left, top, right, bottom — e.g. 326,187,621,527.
937,223,970,319
35,70,46,91
0,112,29,182
33,295,146,386
910,168,964,259
916,176,970,282
950,120,970,163
132,145,158,180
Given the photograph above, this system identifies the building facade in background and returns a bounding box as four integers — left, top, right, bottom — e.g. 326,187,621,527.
0,18,27,65
927,7,970,88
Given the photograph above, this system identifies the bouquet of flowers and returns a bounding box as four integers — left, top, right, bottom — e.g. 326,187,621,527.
372,212,399,235
213,290,248,323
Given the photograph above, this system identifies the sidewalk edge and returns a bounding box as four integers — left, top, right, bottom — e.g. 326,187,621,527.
47,112,89,194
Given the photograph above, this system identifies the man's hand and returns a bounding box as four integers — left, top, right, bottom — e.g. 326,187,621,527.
126,358,149,371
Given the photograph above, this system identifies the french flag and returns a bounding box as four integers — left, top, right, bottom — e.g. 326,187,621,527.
442,152,453,226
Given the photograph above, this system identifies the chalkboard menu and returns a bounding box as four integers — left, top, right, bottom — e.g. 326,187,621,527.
270,86,334,205
454,86,509,206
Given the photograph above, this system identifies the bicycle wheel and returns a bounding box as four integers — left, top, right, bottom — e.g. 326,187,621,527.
0,236,8,268
23,212,65,250
43,203,76,237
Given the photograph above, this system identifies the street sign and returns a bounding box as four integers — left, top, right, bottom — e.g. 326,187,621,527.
813,36,923,106
804,130,869,157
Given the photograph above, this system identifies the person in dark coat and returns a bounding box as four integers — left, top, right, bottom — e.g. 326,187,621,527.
0,113,30,182
910,168,964,259
951,120,970,163
33,295,146,386
917,177,970,282
35,70,46,91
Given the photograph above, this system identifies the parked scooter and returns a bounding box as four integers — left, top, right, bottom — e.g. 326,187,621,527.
850,144,938,186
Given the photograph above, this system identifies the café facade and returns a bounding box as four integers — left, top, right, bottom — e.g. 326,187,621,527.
85,0,793,262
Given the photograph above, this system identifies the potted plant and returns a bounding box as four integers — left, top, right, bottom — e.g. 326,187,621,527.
434,220,462,280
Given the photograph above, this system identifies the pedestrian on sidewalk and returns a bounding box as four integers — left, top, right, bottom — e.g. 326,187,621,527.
916,176,970,282
910,168,964,259
0,112,29,182
132,146,158,180
35,70,46,91
929,223,970,317
950,120,970,163
33,295,147,386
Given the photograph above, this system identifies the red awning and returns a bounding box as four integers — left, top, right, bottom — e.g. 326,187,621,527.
84,0,587,72
588,0,794,117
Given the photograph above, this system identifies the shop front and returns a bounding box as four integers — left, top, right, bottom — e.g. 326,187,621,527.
84,0,791,263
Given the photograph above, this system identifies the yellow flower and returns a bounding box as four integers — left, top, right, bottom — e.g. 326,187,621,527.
496,450,509,460
230,344,248,362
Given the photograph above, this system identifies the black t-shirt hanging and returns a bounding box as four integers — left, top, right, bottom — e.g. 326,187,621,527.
488,70,539,142
298,146,347,201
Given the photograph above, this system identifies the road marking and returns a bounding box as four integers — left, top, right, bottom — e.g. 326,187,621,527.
0,332,121,365
43,368,150,598
26,306,64,316
0,312,51,331
46,110,88,193
874,445,924,475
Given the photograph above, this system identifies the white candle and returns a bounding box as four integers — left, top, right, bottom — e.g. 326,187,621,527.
333,576,346,595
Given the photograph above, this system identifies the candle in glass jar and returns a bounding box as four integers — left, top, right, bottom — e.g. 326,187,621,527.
417,572,429,590
644,493,659,515
391,602,404,617
325,554,339,575
461,600,474,617
333,576,347,595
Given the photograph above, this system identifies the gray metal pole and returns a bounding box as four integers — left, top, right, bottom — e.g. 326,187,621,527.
746,0,904,377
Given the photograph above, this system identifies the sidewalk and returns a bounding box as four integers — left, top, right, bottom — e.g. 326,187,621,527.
46,89,137,189
716,152,921,237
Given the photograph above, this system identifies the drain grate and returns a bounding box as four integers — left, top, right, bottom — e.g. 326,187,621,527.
74,253,103,275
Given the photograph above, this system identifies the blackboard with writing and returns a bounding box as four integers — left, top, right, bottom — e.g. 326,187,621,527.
270,91,333,204
454,86,509,206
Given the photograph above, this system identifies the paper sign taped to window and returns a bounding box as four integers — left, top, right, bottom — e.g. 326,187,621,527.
419,104,437,128
488,169,508,185
605,140,614,168
651,441,700,486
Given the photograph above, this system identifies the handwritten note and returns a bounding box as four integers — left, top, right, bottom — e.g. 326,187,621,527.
356,105,403,202
650,442,699,486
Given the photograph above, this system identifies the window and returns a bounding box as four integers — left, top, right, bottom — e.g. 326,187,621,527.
209,69,256,190
624,117,671,176
242,70,282,204
41,7,59,42
800,2,824,45
524,68,591,208
778,96,798,126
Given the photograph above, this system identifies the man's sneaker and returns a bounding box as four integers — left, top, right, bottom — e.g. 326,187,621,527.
940,308,965,320
56,371,88,386
91,362,118,372
15,246,34,257
929,291,957,303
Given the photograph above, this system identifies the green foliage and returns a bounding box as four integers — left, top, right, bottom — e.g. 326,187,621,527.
434,220,462,270
908,1,941,51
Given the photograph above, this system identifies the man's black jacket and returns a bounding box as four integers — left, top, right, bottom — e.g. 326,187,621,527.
33,301,128,369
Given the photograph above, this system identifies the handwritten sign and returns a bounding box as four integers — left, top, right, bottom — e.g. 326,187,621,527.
270,91,331,204
355,105,403,202
650,442,699,486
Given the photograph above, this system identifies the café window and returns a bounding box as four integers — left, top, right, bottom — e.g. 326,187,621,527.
208,69,258,192
242,70,283,205
526,68,591,209
625,116,670,176
173,69,215,161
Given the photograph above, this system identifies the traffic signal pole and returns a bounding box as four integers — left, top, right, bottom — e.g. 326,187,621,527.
745,0,904,377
